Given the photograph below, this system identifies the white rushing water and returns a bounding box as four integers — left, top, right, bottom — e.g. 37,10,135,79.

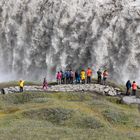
0,0,140,83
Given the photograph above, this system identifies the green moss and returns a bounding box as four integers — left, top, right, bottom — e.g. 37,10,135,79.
1,92,48,104
102,109,130,125
106,96,122,104
0,85,139,140
23,108,74,125
46,92,93,102
74,116,104,129
31,97,49,103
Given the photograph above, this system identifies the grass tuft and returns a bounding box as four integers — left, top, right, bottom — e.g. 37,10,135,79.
102,109,130,125
23,108,74,125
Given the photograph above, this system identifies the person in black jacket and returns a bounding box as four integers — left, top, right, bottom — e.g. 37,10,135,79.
97,69,102,84
126,80,131,95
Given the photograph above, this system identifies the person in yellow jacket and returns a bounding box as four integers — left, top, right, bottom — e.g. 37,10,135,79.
81,69,86,84
19,80,24,92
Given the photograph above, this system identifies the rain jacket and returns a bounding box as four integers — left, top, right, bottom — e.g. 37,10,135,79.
87,69,92,77
132,83,137,90
19,80,24,87
81,71,86,80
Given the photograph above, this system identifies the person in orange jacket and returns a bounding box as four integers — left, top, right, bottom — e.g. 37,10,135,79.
86,68,92,84
132,81,137,96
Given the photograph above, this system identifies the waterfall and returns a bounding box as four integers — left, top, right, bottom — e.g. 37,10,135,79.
0,0,140,83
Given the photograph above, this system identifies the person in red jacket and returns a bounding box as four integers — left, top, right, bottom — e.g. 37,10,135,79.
56,72,62,84
103,70,108,85
132,81,137,96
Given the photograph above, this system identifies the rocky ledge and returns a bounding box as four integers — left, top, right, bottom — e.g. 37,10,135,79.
0,84,121,96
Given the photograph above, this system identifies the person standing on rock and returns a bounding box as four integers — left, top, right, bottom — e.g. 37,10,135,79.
42,78,48,90
132,81,137,96
60,70,65,84
77,71,81,84
70,70,74,84
19,80,24,92
97,69,102,84
103,70,108,85
81,69,86,84
75,71,78,84
64,70,68,84
126,80,131,95
68,70,71,84
86,67,92,84
65,70,70,84
56,72,62,85
75,71,80,84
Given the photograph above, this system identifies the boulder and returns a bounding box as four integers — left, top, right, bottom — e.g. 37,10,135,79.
122,96,140,104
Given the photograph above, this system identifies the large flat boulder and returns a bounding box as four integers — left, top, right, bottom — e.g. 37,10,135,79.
122,96,140,104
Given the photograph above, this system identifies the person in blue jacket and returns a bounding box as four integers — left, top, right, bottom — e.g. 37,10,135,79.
126,80,131,95
75,71,81,84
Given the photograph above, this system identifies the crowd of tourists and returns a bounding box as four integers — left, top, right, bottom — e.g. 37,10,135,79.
56,68,109,85
17,68,139,97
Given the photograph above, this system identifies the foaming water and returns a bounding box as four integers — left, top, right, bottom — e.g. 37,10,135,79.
0,0,140,83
